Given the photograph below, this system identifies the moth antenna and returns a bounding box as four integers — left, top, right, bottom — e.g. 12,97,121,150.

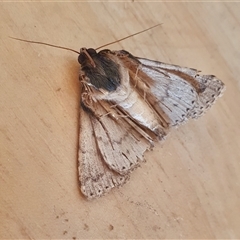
9,36,80,54
95,23,162,50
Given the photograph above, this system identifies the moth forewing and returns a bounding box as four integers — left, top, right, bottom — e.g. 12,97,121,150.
78,105,129,199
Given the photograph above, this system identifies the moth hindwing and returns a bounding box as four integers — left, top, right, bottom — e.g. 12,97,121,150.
78,48,225,199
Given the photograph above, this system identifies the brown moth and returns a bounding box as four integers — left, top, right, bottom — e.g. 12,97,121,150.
11,25,225,199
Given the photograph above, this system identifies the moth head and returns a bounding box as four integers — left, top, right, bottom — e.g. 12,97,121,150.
78,48,97,67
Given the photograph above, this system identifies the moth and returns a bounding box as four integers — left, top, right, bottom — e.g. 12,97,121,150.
11,25,225,199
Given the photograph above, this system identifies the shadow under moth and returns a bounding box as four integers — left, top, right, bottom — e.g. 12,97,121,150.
12,25,225,199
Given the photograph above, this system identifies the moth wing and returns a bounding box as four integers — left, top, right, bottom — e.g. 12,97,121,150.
190,74,225,117
137,58,225,119
79,89,153,199
78,106,129,199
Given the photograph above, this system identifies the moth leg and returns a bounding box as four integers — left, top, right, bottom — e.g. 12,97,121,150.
99,101,129,120
100,112,129,120
132,64,149,101
133,65,140,87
